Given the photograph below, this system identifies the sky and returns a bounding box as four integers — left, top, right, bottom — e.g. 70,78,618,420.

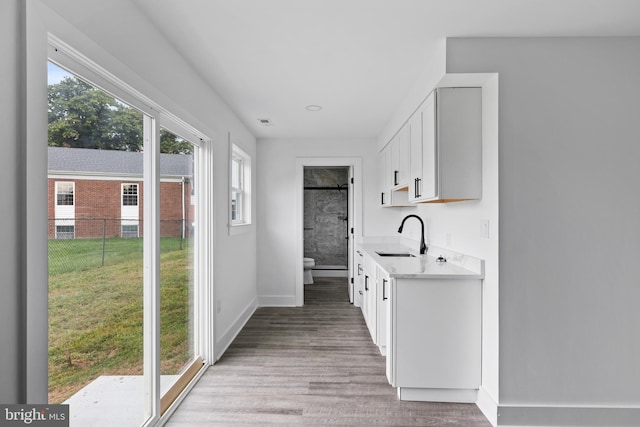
48,62,72,85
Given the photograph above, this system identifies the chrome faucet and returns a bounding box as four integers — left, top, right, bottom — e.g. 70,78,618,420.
397,214,428,255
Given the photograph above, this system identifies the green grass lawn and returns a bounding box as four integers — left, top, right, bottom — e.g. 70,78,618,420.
48,237,192,404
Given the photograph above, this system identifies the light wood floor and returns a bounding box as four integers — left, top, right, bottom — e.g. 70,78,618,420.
165,277,491,426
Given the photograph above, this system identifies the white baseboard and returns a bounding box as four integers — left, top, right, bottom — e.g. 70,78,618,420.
476,386,499,426
214,296,258,361
312,269,349,278
496,405,640,426
257,295,297,307
398,387,478,403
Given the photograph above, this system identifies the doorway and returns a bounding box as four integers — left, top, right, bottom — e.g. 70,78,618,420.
303,166,350,275
295,158,362,306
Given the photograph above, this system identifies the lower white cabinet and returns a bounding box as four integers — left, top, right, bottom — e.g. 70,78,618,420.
362,254,377,342
360,250,482,402
376,268,389,356
354,250,364,308
361,254,388,356
385,277,482,403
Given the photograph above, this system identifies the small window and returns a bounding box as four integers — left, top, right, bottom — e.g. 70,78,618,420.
230,143,251,228
121,224,139,238
55,225,75,239
56,182,74,206
122,183,138,206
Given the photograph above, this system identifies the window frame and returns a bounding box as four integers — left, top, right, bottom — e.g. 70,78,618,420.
55,224,75,239
55,181,75,206
229,141,252,233
122,183,139,207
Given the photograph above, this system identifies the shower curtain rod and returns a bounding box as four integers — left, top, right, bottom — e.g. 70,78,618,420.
304,184,348,191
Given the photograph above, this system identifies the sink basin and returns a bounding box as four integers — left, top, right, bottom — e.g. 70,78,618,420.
375,251,415,257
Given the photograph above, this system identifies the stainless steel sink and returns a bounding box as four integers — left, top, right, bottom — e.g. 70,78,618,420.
375,251,415,257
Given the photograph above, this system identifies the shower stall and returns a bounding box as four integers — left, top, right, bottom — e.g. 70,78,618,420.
303,167,349,275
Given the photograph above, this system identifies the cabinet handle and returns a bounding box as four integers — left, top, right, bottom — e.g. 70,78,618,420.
394,170,399,186
365,275,369,291
382,278,388,301
414,177,422,198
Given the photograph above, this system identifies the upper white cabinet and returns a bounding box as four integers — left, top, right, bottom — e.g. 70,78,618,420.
378,132,411,207
391,125,410,190
408,87,482,203
378,146,390,206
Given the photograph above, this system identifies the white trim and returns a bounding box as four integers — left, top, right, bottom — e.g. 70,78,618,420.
398,387,478,403
193,138,216,365
311,270,349,278
48,173,188,183
294,157,363,307
48,35,156,116
476,386,499,426
143,115,161,423
257,295,298,307
495,405,640,427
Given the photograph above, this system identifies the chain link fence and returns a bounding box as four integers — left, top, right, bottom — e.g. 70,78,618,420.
48,219,192,275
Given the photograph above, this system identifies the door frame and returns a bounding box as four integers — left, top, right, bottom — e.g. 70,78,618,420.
294,157,362,306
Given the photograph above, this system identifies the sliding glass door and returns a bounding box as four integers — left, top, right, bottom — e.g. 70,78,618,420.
47,52,210,426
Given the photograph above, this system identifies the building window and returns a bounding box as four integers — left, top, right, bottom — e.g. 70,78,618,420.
230,143,251,228
121,224,139,238
55,225,75,239
122,183,138,206
56,182,74,206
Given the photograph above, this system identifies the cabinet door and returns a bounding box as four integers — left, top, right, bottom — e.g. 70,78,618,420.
420,91,437,200
391,127,410,189
376,268,389,355
397,125,411,188
364,272,377,341
408,104,423,202
354,252,364,308
378,149,389,206
385,275,394,385
363,255,378,342
390,134,400,188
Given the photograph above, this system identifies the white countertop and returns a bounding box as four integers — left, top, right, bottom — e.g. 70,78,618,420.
359,242,484,279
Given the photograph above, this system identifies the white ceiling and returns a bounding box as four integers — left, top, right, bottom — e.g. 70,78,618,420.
46,0,640,139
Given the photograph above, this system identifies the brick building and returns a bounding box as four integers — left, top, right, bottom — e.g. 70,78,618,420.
48,146,194,239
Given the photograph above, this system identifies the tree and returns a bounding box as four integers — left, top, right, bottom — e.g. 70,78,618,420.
160,130,194,155
48,76,193,154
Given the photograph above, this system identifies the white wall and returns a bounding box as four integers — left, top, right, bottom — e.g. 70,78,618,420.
447,37,640,426
256,138,391,304
377,39,447,152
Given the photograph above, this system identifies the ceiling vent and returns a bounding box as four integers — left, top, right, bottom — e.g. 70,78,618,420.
257,118,273,126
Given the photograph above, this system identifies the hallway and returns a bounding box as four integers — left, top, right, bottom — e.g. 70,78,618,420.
166,278,491,426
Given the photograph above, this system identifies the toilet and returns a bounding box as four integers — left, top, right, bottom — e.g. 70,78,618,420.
303,257,315,284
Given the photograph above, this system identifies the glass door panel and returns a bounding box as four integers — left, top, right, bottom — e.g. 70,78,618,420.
158,128,200,413
47,62,148,426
